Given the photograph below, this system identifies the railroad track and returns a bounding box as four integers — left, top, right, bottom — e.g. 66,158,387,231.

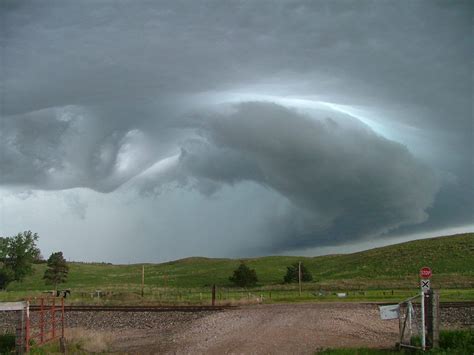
377,301,474,308
29,304,233,312
437,301,474,308
28,301,473,312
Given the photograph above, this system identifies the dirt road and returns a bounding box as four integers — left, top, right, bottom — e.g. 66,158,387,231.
105,303,399,354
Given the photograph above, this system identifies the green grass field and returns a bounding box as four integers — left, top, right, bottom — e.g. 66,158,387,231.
1,233,473,304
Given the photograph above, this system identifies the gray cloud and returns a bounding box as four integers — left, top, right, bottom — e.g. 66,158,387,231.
0,0,472,260
159,102,439,249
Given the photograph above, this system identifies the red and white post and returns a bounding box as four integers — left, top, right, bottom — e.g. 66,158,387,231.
419,266,432,351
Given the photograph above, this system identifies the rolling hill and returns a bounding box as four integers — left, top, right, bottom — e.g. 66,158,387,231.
7,233,473,291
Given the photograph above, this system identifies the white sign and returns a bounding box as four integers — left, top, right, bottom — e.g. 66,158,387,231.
0,301,27,311
421,279,431,292
379,304,400,320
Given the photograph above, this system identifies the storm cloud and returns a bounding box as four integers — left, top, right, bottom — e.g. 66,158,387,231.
130,102,439,249
0,0,472,261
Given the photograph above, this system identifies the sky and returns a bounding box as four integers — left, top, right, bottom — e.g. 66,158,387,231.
0,0,472,263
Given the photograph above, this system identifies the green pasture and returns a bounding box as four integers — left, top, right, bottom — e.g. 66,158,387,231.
1,233,473,304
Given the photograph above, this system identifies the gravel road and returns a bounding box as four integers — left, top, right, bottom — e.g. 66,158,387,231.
0,303,401,353
103,303,399,354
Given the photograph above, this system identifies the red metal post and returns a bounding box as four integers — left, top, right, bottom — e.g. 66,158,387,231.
51,297,56,339
40,297,44,343
61,297,65,338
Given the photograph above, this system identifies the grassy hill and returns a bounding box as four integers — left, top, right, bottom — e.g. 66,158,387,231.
7,233,473,292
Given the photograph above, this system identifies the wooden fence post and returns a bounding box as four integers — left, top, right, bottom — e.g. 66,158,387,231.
141,265,145,298
298,262,302,296
211,285,216,306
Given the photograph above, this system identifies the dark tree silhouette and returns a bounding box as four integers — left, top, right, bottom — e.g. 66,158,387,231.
229,262,258,287
43,252,69,289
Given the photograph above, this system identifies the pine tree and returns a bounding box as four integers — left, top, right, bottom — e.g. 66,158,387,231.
229,262,258,287
43,252,69,289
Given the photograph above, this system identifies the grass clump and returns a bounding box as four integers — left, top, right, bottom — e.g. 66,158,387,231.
0,334,16,353
410,329,474,354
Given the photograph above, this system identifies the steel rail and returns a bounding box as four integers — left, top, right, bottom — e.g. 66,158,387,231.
29,304,233,312
377,301,474,308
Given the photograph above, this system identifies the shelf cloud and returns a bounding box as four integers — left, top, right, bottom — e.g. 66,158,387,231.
0,0,472,261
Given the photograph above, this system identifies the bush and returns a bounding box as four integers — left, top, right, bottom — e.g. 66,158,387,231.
0,334,16,353
411,329,474,354
438,329,474,352
229,262,258,287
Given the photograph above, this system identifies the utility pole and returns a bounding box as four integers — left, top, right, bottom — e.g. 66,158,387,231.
298,262,302,296
141,265,145,298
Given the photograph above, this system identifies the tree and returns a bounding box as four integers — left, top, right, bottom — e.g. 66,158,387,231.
229,262,258,287
0,231,41,289
0,268,14,290
43,252,69,289
283,262,313,283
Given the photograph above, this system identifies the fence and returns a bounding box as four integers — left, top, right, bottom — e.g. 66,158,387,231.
397,289,440,351
398,293,422,350
24,297,65,353
65,287,416,305
0,297,65,353
0,301,29,353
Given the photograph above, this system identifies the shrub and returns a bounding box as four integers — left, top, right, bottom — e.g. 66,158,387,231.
229,262,258,287
0,334,16,353
411,329,474,353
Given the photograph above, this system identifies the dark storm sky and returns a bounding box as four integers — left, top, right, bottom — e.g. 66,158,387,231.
0,0,472,262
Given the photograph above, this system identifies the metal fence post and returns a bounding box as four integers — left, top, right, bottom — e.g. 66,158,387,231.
433,290,440,348
19,306,25,354
40,297,44,343
26,301,30,352
52,297,56,339
61,297,65,339
60,297,66,354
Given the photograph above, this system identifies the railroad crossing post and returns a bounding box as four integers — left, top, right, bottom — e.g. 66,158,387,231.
419,266,432,350
423,288,440,349
419,266,439,350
